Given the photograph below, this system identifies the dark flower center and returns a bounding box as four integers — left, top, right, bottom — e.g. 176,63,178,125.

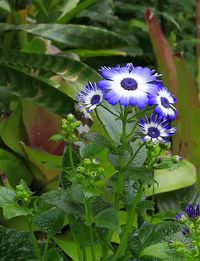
121,78,138,91
91,94,101,105
161,97,170,108
147,127,160,138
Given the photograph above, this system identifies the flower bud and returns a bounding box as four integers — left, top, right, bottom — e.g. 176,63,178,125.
83,158,91,165
77,166,85,173
67,114,75,122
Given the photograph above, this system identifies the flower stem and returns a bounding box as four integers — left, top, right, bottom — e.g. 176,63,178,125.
28,219,42,261
84,199,96,261
68,142,75,173
43,235,50,261
112,185,143,261
114,108,128,209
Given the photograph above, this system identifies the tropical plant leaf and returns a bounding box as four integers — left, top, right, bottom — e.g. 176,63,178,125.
0,65,74,117
0,24,129,49
0,148,33,187
145,160,196,197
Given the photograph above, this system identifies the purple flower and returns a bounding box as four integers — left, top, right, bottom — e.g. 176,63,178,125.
185,203,200,219
148,83,177,121
139,114,176,144
76,82,104,113
98,63,160,108
176,212,185,221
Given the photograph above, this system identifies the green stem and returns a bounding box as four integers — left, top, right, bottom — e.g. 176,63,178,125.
114,108,128,209
112,185,143,261
68,142,75,173
28,219,42,261
84,199,96,261
101,104,120,118
43,235,50,261
125,143,145,167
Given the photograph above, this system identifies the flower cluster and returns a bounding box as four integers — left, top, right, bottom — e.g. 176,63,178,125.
176,203,200,236
77,63,177,144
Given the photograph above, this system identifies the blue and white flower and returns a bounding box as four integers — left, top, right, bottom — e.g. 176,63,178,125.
148,83,177,121
98,64,161,109
139,114,176,143
76,82,104,113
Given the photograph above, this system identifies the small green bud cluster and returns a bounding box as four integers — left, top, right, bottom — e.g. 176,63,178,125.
16,182,32,203
169,241,186,254
145,143,161,168
76,158,104,184
61,114,81,142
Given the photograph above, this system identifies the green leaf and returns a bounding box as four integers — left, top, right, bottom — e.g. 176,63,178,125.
46,249,64,261
80,133,109,158
21,37,47,54
0,65,74,117
145,160,197,197
139,242,173,260
3,203,32,220
0,225,35,260
0,24,129,49
0,104,25,155
0,0,10,13
0,148,33,187
20,142,62,183
58,0,97,24
0,186,16,206
94,207,119,232
33,207,65,235
138,221,181,249
41,189,71,213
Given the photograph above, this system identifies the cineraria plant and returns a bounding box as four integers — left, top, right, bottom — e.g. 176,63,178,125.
0,63,193,261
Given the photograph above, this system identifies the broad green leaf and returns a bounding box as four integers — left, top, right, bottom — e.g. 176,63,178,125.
22,101,64,156
94,207,119,232
80,132,109,158
0,148,33,187
20,142,62,182
46,249,64,261
139,243,174,260
3,203,32,220
0,24,129,49
0,104,25,155
0,186,16,206
21,37,47,54
53,231,102,261
0,225,35,260
33,207,65,234
41,189,73,214
138,221,181,249
0,0,10,12
57,0,80,22
58,0,97,24
0,65,74,117
145,160,196,197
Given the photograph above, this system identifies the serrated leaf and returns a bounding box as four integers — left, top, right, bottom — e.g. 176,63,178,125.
45,248,64,261
94,207,119,232
0,186,16,206
3,203,32,220
0,225,35,260
139,242,173,260
33,207,65,235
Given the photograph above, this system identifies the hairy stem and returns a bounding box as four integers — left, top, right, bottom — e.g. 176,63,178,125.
28,219,42,261
112,185,143,261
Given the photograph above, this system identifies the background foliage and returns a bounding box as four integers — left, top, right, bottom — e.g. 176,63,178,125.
0,0,200,260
